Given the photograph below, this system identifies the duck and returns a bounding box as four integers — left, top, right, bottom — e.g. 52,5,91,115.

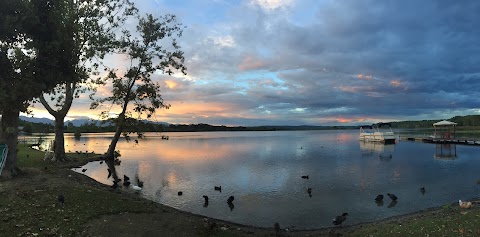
203,195,209,207
137,180,144,188
214,186,222,192
178,191,183,196
301,175,309,179
111,180,119,189
131,185,142,192
227,196,234,203
332,213,348,225
375,194,384,202
387,193,398,201
81,168,87,172
420,187,425,195
123,175,130,181
307,188,312,196
459,200,473,209
274,222,280,235
57,194,65,206
123,180,131,187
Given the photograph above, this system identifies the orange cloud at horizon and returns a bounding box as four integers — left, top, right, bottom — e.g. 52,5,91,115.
336,117,360,123
154,100,248,121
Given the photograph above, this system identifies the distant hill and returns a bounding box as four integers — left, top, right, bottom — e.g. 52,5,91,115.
20,116,169,127
20,116,54,124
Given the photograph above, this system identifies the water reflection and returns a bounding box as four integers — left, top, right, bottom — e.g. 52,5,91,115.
434,144,457,160
20,130,480,229
359,141,395,160
387,200,398,208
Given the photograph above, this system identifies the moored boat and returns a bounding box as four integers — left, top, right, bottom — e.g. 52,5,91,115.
359,123,396,144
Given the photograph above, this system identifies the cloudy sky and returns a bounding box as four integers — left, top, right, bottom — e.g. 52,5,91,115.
29,0,480,126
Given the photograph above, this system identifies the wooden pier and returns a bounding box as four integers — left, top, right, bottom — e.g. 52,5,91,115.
399,135,480,146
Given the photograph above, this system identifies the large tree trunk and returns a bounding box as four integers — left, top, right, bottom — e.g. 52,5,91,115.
39,82,75,162
53,115,67,161
0,108,20,178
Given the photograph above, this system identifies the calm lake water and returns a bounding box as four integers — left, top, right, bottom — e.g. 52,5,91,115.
27,130,480,229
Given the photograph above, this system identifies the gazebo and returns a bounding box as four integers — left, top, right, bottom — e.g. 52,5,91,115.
433,120,457,139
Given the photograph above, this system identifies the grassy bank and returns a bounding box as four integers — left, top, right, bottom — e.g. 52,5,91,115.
0,144,479,236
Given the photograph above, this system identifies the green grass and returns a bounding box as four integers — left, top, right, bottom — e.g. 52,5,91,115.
0,144,156,236
349,208,480,237
0,184,156,236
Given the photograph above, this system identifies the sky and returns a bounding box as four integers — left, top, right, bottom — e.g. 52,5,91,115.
28,0,480,126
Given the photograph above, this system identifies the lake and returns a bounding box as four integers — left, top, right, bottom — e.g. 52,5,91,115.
27,130,480,229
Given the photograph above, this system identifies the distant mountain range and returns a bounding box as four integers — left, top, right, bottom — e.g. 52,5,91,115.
19,116,169,127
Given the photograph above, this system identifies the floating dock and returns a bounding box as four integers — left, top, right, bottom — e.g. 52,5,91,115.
400,136,480,146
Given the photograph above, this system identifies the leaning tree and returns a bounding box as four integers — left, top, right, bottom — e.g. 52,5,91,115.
38,0,136,162
91,13,186,176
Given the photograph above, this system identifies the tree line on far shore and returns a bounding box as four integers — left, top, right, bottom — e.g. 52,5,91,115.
18,114,480,134
389,115,480,128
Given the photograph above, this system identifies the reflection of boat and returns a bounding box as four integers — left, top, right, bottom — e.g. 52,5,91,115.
359,123,396,144
359,141,395,158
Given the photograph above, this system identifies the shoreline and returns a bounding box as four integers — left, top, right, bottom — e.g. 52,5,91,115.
71,155,480,235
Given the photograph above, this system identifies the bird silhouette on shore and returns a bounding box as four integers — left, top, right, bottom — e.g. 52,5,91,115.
274,222,280,235
307,188,312,197
124,175,130,182
301,175,309,179
459,200,473,209
81,169,87,172
135,174,144,187
332,213,348,226
131,185,142,192
57,194,65,207
214,186,222,192
420,187,425,195
178,191,183,196
111,180,119,189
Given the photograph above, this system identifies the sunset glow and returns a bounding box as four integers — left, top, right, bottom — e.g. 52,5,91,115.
23,1,480,126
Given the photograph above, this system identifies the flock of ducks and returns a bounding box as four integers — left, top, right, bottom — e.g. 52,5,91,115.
78,166,477,232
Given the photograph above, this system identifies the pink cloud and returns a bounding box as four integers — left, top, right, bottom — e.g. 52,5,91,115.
238,55,266,71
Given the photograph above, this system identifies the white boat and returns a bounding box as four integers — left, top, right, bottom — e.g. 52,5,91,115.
359,123,396,144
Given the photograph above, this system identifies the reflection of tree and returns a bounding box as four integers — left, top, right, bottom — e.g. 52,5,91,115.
434,144,457,160
105,153,122,188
